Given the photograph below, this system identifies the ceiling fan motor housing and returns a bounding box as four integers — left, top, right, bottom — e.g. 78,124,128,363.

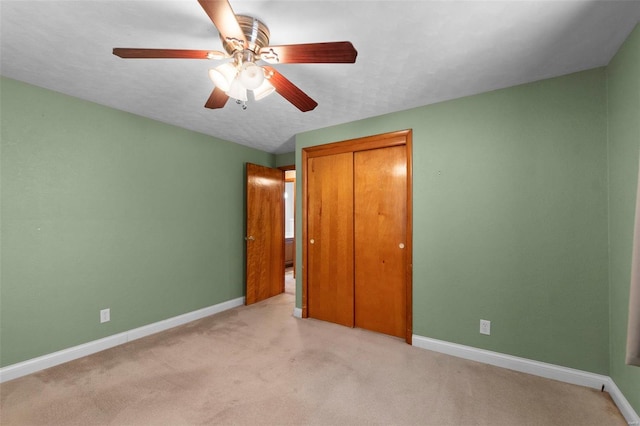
221,15,270,61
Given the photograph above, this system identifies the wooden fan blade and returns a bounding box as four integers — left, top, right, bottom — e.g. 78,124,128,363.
198,0,246,49
259,41,357,64
205,87,229,109
113,48,226,59
263,66,318,112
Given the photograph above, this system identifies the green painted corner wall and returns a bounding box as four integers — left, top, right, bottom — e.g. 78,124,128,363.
0,77,274,367
296,68,610,375
275,151,295,168
607,24,640,414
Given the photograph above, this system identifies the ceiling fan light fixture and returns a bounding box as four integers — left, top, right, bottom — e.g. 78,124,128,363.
209,62,237,92
226,77,248,101
239,62,265,90
253,78,275,101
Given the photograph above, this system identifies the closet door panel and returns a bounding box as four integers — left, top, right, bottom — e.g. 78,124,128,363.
354,146,407,338
307,153,355,327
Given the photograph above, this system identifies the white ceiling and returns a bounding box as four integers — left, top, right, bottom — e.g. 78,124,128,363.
2,1,639,154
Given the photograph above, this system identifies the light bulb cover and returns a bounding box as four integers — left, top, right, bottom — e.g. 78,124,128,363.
209,63,237,92
253,78,275,100
226,77,248,101
239,62,265,90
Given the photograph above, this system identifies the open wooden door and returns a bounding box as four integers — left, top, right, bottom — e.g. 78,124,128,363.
246,163,285,305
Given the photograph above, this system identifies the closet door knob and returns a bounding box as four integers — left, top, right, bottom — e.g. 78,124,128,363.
310,239,315,244
399,243,405,249
245,236,255,241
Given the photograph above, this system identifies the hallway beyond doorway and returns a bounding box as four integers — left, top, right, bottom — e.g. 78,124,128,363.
285,267,295,296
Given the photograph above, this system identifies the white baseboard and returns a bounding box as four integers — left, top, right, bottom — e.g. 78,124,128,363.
293,307,302,318
0,297,245,383
412,335,640,426
412,335,608,389
605,377,640,425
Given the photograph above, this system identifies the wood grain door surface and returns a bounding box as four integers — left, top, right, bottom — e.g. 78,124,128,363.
307,153,355,327
245,163,284,305
354,146,407,338
303,130,412,341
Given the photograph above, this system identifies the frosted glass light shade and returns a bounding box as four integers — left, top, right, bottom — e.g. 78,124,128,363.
226,77,248,101
239,62,264,90
209,63,237,92
253,78,275,100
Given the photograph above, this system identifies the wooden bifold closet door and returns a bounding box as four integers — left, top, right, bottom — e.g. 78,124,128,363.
303,130,412,342
307,153,354,327
354,145,407,338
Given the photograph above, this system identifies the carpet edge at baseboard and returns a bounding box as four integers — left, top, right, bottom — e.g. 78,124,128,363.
0,297,245,383
412,334,640,426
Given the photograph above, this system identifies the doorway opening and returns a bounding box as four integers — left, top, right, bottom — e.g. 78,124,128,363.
284,169,296,296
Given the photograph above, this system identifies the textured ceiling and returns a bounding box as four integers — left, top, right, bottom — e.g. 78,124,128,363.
2,1,639,153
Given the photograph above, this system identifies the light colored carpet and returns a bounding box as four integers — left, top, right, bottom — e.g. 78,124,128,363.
0,291,626,425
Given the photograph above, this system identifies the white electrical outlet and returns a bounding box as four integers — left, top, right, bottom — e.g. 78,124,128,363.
100,308,110,323
480,319,491,335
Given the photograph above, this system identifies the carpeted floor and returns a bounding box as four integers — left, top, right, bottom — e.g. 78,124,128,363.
0,289,627,425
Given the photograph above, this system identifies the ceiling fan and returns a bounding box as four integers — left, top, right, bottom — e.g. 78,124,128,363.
113,0,358,112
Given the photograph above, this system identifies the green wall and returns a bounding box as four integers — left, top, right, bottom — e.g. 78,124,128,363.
275,151,295,167
0,77,274,367
607,24,640,413
296,68,610,375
